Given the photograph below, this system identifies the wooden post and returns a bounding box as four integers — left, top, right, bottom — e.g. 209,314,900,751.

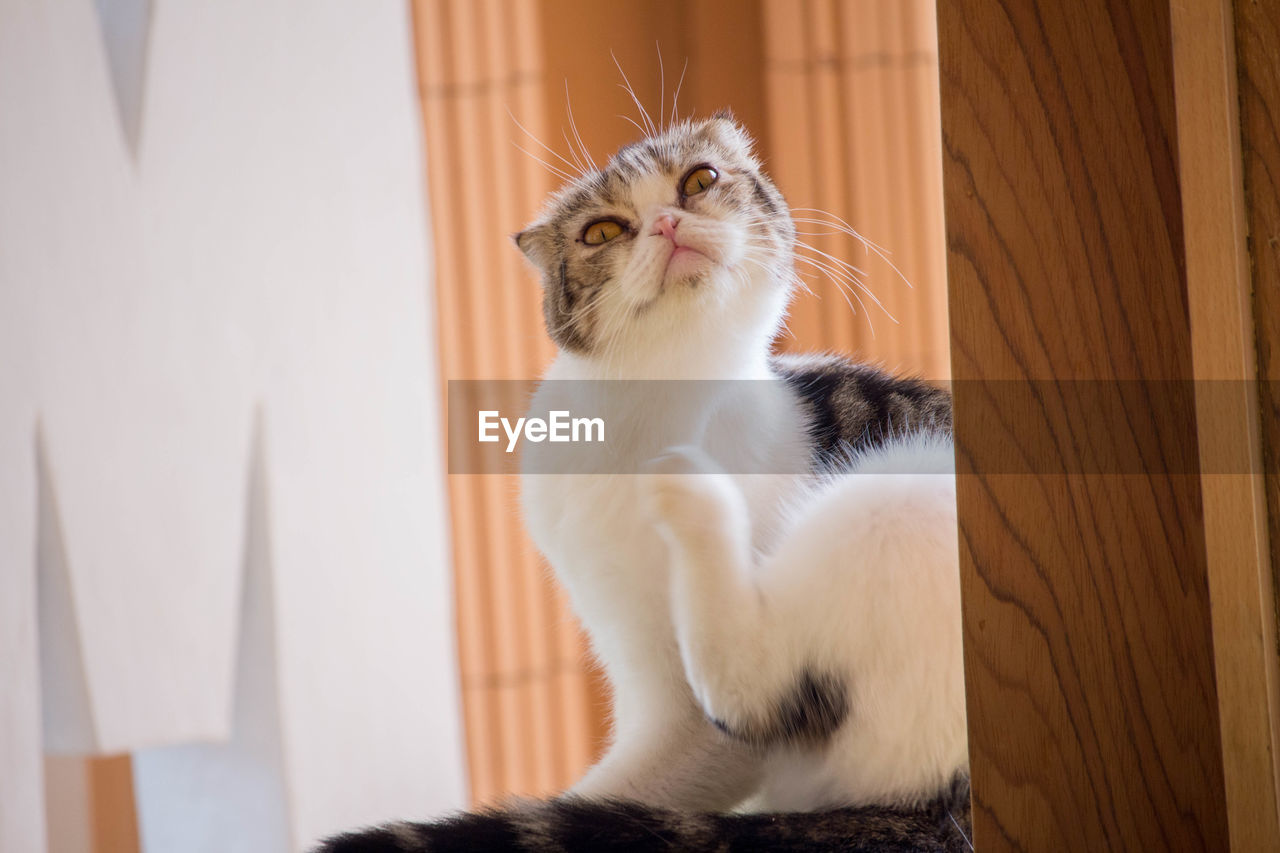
1172,0,1280,847
938,0,1279,848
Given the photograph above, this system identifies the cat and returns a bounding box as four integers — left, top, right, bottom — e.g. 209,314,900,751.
315,112,968,851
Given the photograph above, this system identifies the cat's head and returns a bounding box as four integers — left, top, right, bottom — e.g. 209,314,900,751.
515,113,795,368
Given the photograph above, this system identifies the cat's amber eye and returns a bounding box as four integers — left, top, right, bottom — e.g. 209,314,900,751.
583,219,625,245
681,166,718,197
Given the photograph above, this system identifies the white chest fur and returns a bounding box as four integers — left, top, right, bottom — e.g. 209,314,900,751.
520,357,810,697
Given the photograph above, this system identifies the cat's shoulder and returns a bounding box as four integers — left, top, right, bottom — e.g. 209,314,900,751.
768,352,951,467
769,351,941,400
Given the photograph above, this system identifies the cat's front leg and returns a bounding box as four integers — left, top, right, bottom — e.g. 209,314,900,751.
644,447,848,748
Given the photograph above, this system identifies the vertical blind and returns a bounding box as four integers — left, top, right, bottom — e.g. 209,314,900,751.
411,0,949,804
764,0,949,376
412,0,606,805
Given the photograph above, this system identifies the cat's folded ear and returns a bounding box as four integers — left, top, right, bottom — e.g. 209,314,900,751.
703,108,754,152
513,224,553,274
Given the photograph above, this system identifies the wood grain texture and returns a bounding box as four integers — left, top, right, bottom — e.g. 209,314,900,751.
937,0,1230,849
1236,0,1280,810
1173,0,1280,846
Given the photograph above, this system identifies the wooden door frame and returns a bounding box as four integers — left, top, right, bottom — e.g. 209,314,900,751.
938,0,1280,847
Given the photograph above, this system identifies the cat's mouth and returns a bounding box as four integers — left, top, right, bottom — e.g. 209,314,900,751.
662,244,711,282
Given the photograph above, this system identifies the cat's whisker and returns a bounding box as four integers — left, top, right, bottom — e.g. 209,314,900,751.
590,282,629,365
794,227,877,242
656,41,665,133
793,254,868,302
795,240,869,279
738,251,790,290
948,809,975,851
790,270,821,298
790,217,886,253
670,57,689,127
793,241,895,320
789,214,888,252
790,207,882,246
616,113,647,136
564,80,598,172
775,309,798,341
557,96,590,175
790,210,915,290
552,284,630,373
739,244,812,298
793,254,887,331
733,223,891,325
593,308,623,375
582,285,633,377
506,106,583,177
612,50,657,136
792,247,861,283
561,128,590,176
512,142,577,183
796,259,861,319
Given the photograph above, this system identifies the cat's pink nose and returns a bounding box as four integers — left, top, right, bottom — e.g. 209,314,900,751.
652,214,680,242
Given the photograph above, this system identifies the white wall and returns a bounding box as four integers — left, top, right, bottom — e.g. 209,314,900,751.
0,0,467,849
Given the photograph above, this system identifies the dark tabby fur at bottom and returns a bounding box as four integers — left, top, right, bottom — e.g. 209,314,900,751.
313,775,972,853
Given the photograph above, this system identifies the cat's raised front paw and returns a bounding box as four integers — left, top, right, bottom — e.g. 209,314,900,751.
642,444,721,478
641,446,742,539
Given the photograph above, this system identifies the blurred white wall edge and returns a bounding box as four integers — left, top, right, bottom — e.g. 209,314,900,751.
0,0,468,850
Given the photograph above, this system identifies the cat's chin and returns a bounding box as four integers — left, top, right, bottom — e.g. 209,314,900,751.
662,254,728,298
